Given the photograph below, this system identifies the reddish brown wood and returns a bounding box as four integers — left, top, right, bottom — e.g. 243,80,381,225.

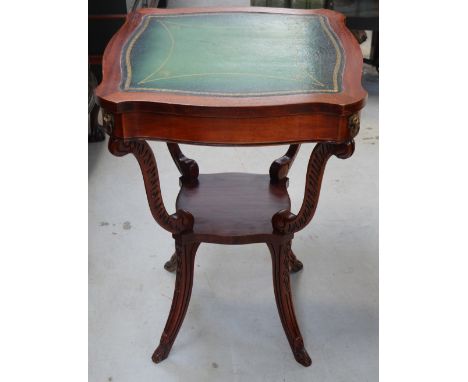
272,140,355,235
152,239,200,363
166,143,199,183
97,6,366,368
164,252,177,272
96,8,366,114
267,238,311,366
288,249,304,273
115,111,353,145
106,138,356,365
176,173,290,244
108,137,194,234
88,14,127,20
270,144,301,181
95,7,367,145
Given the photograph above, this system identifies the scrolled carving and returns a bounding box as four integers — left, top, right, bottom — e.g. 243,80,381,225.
108,137,194,234
335,139,355,159
272,141,355,234
270,144,301,181
282,241,292,293
167,143,199,183
348,113,360,138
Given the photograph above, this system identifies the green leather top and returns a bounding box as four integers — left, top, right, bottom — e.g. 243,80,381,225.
121,12,344,96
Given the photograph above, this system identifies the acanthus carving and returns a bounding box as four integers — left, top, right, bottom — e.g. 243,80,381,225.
270,144,301,181
108,137,194,234
272,140,355,234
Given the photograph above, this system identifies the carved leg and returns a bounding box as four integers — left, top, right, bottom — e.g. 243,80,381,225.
267,239,311,367
152,239,200,363
272,140,355,235
108,137,194,235
288,249,303,273
164,252,177,272
167,143,199,183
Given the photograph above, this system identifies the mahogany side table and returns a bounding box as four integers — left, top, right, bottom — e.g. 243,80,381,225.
95,7,366,367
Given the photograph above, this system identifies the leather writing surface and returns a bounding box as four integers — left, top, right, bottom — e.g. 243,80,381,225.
121,12,344,96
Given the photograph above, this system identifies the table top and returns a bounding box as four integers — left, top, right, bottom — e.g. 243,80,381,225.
96,7,366,145
122,12,343,96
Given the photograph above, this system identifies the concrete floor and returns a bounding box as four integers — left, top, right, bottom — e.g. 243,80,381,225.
90,2,378,381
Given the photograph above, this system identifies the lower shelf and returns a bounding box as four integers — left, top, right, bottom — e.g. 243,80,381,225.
176,173,291,244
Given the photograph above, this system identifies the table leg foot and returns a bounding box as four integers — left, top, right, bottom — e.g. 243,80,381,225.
288,249,303,273
152,339,170,363
164,252,177,272
152,240,200,364
267,239,312,367
292,337,312,366
108,138,194,235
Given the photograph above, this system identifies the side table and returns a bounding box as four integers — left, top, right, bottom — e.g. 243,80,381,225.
95,7,367,367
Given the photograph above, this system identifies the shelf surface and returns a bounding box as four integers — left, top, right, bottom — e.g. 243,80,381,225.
176,173,290,243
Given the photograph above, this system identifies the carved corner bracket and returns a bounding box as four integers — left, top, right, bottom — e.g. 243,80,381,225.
270,144,301,182
108,137,194,234
167,143,199,184
272,140,355,235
